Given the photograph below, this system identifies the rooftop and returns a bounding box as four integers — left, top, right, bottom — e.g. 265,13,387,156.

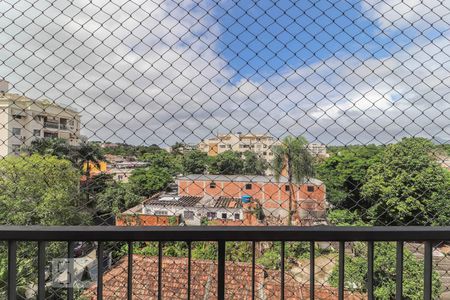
82,255,364,300
178,174,324,185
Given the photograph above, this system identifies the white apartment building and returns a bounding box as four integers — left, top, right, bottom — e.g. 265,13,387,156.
198,132,329,161
0,80,81,157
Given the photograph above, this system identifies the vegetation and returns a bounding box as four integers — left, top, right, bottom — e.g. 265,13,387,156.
272,136,315,225
362,138,450,225
129,167,173,197
330,242,441,300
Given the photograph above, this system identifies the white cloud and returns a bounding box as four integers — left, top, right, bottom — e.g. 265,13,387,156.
0,0,448,146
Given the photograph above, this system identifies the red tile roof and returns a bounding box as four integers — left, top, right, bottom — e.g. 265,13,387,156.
83,255,364,300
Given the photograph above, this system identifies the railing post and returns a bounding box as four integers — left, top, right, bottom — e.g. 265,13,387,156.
281,241,285,300
158,242,163,300
424,241,432,300
8,241,17,300
38,241,46,300
67,241,74,300
367,241,374,300
187,241,192,300
310,241,315,300
252,241,256,300
218,241,225,300
97,242,104,300
396,241,403,300
338,241,345,300
128,241,133,300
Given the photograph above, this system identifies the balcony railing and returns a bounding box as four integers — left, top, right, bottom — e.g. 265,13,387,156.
1,226,446,300
43,122,59,129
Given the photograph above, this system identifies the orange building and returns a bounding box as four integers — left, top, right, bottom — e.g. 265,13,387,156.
177,175,326,223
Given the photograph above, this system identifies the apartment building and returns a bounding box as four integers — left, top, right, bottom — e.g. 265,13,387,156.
0,80,81,157
198,132,280,161
198,132,328,161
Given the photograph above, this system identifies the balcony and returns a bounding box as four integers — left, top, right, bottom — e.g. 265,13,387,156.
43,122,59,129
1,226,444,300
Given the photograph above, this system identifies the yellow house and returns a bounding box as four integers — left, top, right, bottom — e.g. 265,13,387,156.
82,161,107,174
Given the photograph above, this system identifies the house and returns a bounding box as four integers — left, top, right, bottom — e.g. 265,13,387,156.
177,174,326,224
117,190,262,226
82,255,364,300
0,80,81,157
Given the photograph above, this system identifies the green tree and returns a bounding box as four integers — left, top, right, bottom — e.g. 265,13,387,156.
182,149,209,174
96,182,142,216
25,138,71,159
0,155,88,225
139,150,182,175
129,167,173,197
362,138,450,225
0,155,90,297
272,136,315,225
208,150,244,175
242,151,268,175
330,242,441,300
316,145,382,214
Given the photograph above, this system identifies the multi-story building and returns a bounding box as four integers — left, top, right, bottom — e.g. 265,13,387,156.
0,80,81,157
198,132,328,161
198,132,280,161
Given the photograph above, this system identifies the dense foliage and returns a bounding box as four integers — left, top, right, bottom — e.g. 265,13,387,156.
330,242,441,300
362,138,450,225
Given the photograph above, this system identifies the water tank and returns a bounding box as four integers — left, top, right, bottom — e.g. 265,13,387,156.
241,195,251,203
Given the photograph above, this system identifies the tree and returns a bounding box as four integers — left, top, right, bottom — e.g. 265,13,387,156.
139,150,182,175
182,150,209,174
208,150,244,175
272,136,315,225
316,145,382,213
0,155,90,297
362,138,450,225
242,151,268,175
0,155,88,225
129,167,173,197
96,182,142,216
25,138,71,159
330,242,441,300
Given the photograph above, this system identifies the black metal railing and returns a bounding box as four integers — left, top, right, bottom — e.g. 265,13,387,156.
1,226,448,300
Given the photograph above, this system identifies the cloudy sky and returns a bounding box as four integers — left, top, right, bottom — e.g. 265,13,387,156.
0,0,449,146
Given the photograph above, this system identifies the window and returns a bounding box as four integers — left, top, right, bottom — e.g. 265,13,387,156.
219,144,226,148
184,211,194,220
12,128,21,136
210,182,216,188
33,129,40,137
234,213,240,220
221,213,227,219
263,152,267,155
285,185,290,192
245,183,252,190
207,212,217,219
154,210,168,216
307,185,315,192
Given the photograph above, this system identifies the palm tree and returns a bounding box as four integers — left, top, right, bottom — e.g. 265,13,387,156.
272,136,315,225
70,142,106,207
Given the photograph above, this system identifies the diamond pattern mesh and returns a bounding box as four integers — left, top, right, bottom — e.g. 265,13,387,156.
0,0,449,299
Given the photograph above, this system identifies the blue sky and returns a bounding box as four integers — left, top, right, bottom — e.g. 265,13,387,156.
215,0,446,83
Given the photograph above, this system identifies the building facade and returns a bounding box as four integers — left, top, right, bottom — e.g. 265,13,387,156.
198,132,328,161
177,174,327,223
0,81,81,156
198,133,280,161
